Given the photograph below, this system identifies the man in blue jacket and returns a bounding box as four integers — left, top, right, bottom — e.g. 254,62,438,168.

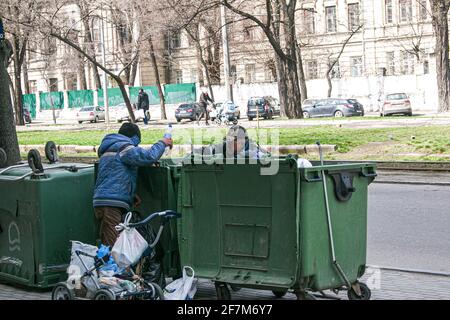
93,122,173,247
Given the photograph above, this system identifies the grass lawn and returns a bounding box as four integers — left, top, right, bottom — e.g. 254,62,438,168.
17,125,450,161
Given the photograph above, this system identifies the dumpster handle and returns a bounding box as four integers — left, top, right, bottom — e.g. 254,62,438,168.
317,142,352,289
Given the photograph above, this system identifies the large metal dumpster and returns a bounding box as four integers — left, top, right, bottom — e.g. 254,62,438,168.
0,163,96,288
177,157,377,299
135,159,182,278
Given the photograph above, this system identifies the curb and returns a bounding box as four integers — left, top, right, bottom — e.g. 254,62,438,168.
19,144,338,155
367,265,450,277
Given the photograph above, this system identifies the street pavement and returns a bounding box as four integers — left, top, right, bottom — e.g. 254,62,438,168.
16,113,450,132
367,183,450,273
1,267,450,300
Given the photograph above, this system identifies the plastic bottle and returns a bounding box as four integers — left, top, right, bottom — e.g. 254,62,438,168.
164,123,173,156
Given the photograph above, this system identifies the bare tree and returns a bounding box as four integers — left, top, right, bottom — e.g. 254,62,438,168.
222,0,303,118
325,25,363,97
429,0,450,112
0,29,21,166
0,1,39,126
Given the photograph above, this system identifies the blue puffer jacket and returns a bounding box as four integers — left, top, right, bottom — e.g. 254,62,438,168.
93,133,166,211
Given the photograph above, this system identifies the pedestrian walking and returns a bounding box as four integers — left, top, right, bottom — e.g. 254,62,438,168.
137,88,150,125
197,88,214,126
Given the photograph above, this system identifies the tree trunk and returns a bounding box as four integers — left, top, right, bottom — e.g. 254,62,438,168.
431,1,450,113
129,57,139,87
81,16,102,89
296,44,308,100
326,70,333,98
12,34,24,126
77,54,87,90
23,58,30,94
0,39,21,166
148,37,167,120
115,77,136,123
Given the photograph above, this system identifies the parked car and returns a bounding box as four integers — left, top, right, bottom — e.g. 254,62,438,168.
302,99,318,109
110,103,145,123
210,101,240,121
302,98,364,118
247,96,281,121
76,106,105,124
380,93,413,116
175,103,197,122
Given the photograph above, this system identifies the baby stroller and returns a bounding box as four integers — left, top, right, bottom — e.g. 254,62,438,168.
214,102,238,126
51,210,180,300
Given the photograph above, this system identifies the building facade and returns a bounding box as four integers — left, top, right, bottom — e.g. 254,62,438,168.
16,0,445,111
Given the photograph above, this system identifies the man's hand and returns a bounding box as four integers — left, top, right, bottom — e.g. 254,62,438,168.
162,137,173,149
134,194,142,208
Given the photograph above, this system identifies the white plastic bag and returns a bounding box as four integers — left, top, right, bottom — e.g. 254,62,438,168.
297,158,313,168
164,266,198,300
111,212,149,268
67,241,98,291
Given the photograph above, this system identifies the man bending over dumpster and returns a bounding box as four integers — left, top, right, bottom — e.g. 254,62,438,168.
195,125,269,159
93,122,173,247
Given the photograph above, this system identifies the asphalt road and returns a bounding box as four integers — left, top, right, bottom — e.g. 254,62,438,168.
367,183,450,273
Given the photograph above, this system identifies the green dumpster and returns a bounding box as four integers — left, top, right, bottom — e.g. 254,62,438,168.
0,163,96,288
177,157,377,299
94,158,183,279
135,160,182,279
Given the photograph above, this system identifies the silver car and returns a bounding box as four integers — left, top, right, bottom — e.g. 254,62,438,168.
380,93,413,116
77,106,105,124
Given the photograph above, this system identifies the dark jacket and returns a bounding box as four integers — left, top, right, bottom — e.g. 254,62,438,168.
93,133,166,211
137,92,150,110
199,92,213,106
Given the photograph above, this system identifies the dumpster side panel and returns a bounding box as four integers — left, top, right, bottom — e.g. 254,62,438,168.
299,165,372,291
136,166,181,278
37,168,96,287
178,162,298,288
0,178,38,286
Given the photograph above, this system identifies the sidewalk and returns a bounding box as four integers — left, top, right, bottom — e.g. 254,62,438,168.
1,267,449,300
376,170,450,186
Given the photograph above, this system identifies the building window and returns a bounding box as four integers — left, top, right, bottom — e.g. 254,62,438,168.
326,6,337,33
306,60,318,80
386,52,395,75
66,74,77,91
399,0,413,23
401,51,415,75
385,0,393,24
423,60,429,74
28,80,37,93
49,78,59,92
243,25,255,41
175,70,183,84
245,64,256,83
303,9,315,34
330,61,341,79
170,32,181,49
190,69,198,83
351,56,363,77
348,3,360,30
419,0,428,21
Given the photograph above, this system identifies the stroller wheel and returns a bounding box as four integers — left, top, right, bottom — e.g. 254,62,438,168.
144,281,165,300
94,289,116,300
52,282,75,300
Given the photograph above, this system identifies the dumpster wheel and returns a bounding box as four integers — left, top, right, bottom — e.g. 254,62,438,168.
51,282,75,300
272,289,288,298
27,149,44,174
215,282,231,300
45,141,59,164
347,282,371,300
295,290,317,300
